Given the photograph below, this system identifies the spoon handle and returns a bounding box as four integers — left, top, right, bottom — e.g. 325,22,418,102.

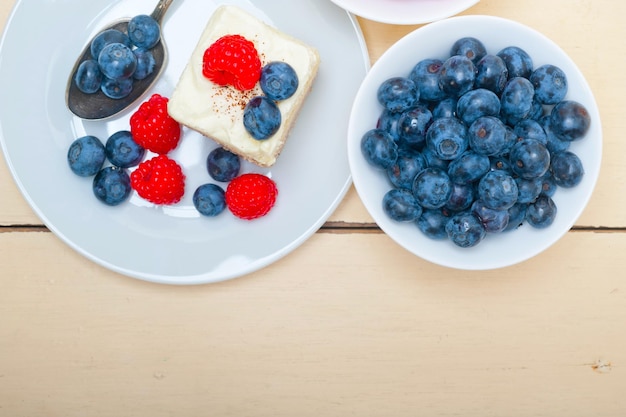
151,0,174,24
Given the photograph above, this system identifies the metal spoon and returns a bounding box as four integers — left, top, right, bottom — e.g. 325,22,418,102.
66,0,174,120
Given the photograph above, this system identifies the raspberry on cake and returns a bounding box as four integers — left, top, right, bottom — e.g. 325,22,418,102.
167,5,321,167
202,34,262,91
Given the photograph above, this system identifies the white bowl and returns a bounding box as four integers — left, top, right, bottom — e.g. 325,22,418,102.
347,15,602,270
330,0,479,25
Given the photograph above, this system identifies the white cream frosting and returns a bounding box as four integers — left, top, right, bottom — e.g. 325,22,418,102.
168,5,320,167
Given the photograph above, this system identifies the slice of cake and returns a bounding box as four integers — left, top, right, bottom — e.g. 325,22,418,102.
168,5,321,167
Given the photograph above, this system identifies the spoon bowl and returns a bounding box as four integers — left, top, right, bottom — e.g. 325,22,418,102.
66,0,173,120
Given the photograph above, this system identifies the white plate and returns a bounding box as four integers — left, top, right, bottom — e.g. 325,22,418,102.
330,0,479,25
0,0,369,284
347,15,602,270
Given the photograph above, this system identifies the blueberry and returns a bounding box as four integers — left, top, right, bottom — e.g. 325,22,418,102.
92,166,131,206
361,128,398,170
529,97,546,120
475,54,508,95
539,170,558,197
377,77,419,113
98,42,137,80
447,151,490,184
505,202,529,232
540,115,571,154
128,14,161,49
456,88,501,125
426,117,468,160
383,188,423,222
193,184,226,217
468,116,509,157
416,209,450,240
500,77,535,124
133,47,156,80
508,138,550,179
445,211,486,248
515,176,542,204
530,64,568,105
450,37,487,64
74,59,103,94
105,130,145,168
490,154,512,173
471,199,510,233
432,97,457,119
501,125,518,155
549,100,591,142
412,167,452,210
550,151,584,188
101,77,133,99
67,135,106,177
377,109,402,140
513,119,547,145
90,29,131,59
496,46,533,79
408,58,446,102
386,149,426,190
421,147,449,171
397,105,432,150
526,194,557,228
438,55,476,98
445,182,475,212
207,147,241,182
477,170,518,210
243,96,282,140
260,61,299,101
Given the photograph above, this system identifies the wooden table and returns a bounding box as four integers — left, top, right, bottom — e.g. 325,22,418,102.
1,1,624,415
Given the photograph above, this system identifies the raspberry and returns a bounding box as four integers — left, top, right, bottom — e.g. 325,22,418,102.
202,34,262,91
130,94,181,155
225,173,278,220
130,155,185,205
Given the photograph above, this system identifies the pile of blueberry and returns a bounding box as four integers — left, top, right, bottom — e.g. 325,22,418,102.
243,61,299,140
74,14,161,99
67,131,145,205
361,37,591,248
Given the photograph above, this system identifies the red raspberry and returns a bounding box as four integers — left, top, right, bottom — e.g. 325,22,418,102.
202,34,262,91
130,155,185,205
225,173,278,220
130,94,181,155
